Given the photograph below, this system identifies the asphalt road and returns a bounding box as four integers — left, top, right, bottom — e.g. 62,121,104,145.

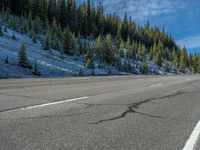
0,75,200,150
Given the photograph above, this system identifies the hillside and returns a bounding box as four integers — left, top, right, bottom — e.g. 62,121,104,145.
0,0,200,78
0,26,184,79
0,27,126,78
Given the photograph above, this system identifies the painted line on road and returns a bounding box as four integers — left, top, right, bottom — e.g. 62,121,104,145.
186,78,192,81
0,97,90,113
23,96,89,110
182,120,200,150
150,83,162,88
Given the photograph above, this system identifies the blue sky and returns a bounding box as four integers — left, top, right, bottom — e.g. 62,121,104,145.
77,0,200,53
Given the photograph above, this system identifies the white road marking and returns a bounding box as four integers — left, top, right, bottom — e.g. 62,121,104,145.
186,78,192,81
21,96,89,110
182,120,200,150
150,83,162,88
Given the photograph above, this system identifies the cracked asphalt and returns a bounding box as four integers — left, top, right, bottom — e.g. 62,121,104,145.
0,75,200,150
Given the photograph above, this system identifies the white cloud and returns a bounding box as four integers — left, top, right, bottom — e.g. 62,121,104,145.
176,35,200,49
91,0,186,20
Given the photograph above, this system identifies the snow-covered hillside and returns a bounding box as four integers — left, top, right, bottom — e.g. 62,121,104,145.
0,28,126,78
0,27,182,79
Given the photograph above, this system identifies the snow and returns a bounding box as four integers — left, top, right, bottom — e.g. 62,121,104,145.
0,27,125,78
0,27,180,79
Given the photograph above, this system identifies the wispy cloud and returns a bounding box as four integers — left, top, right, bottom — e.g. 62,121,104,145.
89,0,187,20
176,35,200,49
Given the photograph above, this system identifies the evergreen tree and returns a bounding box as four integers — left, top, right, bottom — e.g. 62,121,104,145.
0,25,3,36
154,41,163,66
126,36,132,60
197,56,200,73
86,57,94,69
193,54,198,73
57,0,67,27
63,27,75,55
86,46,95,69
39,0,47,21
30,0,40,17
141,58,148,74
78,68,84,76
96,34,102,61
4,56,8,64
115,30,122,50
86,0,92,36
123,61,128,72
141,45,146,60
104,34,114,64
31,30,36,43
18,43,32,69
32,61,41,75
43,29,51,50
120,13,129,41
47,0,56,22
149,47,154,60
119,41,124,58
4,26,7,33
117,54,122,71
12,33,16,40
180,47,188,71
173,51,179,67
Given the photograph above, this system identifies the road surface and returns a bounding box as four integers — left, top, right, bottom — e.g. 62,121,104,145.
0,75,200,150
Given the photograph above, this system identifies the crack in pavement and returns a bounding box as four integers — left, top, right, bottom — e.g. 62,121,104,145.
88,90,198,124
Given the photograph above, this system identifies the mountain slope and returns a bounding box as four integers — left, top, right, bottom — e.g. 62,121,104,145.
0,27,183,79
0,28,125,78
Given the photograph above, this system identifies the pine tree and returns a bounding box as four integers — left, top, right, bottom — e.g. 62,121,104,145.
131,42,136,60
31,31,36,43
104,34,114,64
32,61,41,75
120,13,129,41
18,43,32,69
78,68,84,77
39,0,47,21
0,25,3,36
193,54,198,73
117,54,122,71
86,47,95,69
197,56,200,73
154,41,163,66
57,0,67,27
180,47,188,71
115,30,122,50
123,61,128,72
30,0,40,17
43,29,51,50
4,56,8,64
96,34,102,61
63,27,75,55
86,58,94,69
90,70,95,76
141,45,146,61
4,26,7,33
119,41,124,58
47,0,56,22
141,58,148,74
172,51,179,67
86,0,92,36
126,36,132,60
12,33,16,40
149,47,154,60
